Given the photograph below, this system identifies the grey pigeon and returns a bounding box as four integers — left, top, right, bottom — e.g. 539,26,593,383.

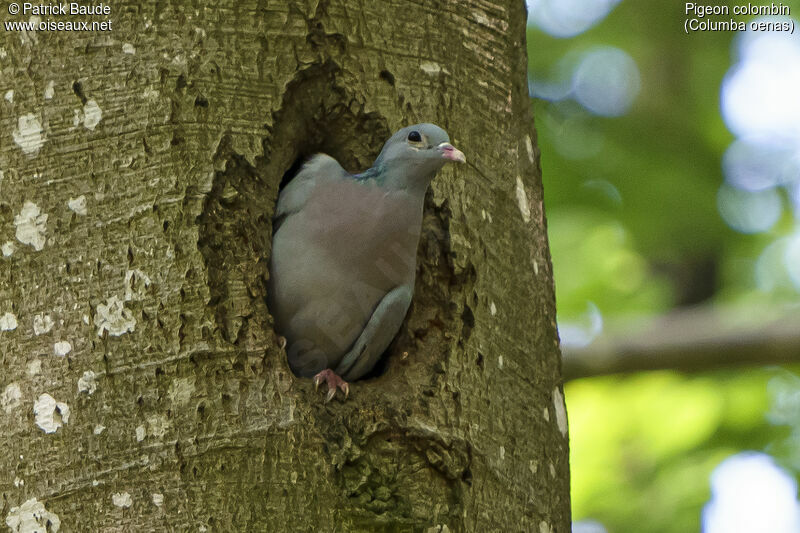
268,123,465,400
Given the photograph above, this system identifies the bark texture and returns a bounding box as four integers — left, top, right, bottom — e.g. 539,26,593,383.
0,1,568,531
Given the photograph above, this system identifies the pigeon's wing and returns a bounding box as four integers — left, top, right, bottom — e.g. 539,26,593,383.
273,154,349,231
334,284,413,381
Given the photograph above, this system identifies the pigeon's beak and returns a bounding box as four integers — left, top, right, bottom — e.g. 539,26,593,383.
437,142,466,163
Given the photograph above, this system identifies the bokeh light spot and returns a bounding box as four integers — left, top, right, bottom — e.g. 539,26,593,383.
558,301,603,349
572,520,608,533
703,452,800,533
755,237,797,292
717,183,782,234
785,233,800,290
723,139,800,192
572,47,641,117
527,0,621,38
721,20,800,142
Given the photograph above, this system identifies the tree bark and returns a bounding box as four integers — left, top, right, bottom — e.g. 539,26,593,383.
0,1,568,531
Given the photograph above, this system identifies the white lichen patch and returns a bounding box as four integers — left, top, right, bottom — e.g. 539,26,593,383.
22,16,41,46
13,477,23,487
112,492,132,508
151,493,164,507
0,312,18,331
12,114,45,155
515,176,531,223
279,396,296,428
124,269,152,301
167,377,195,406
14,201,48,251
33,313,54,335
498,355,504,368
553,387,568,437
67,195,87,215
473,11,490,26
122,43,136,54
93,424,105,435
420,61,442,75
499,446,505,460
4,89,13,102
135,425,146,442
33,393,70,433
539,521,552,533
524,134,534,163
53,340,72,357
542,407,550,422
2,241,16,257
2,383,22,412
27,359,41,376
82,99,102,130
44,80,55,99
95,295,136,336
77,371,97,395
5,497,61,532
490,301,497,316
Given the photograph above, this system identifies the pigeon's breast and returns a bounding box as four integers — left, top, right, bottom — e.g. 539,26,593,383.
302,178,424,287
268,177,424,370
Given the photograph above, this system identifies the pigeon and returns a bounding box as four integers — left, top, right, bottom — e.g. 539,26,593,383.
268,123,466,401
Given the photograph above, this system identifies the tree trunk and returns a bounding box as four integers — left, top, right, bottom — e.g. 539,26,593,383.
0,1,568,531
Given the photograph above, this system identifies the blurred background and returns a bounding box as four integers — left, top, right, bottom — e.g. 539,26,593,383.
525,0,800,531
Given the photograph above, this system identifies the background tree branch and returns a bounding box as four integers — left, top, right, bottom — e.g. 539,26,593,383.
562,307,800,380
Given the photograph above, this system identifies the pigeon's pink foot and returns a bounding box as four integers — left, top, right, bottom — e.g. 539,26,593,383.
313,369,350,402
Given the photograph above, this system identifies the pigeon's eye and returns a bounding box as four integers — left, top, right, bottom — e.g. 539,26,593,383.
407,131,422,143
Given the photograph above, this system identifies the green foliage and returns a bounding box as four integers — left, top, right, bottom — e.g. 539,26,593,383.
531,0,800,321
528,0,800,530
567,370,787,533
548,208,671,317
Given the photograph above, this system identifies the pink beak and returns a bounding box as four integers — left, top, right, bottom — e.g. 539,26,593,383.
438,142,466,163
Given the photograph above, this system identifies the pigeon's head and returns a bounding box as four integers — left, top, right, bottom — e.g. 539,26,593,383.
373,123,465,189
